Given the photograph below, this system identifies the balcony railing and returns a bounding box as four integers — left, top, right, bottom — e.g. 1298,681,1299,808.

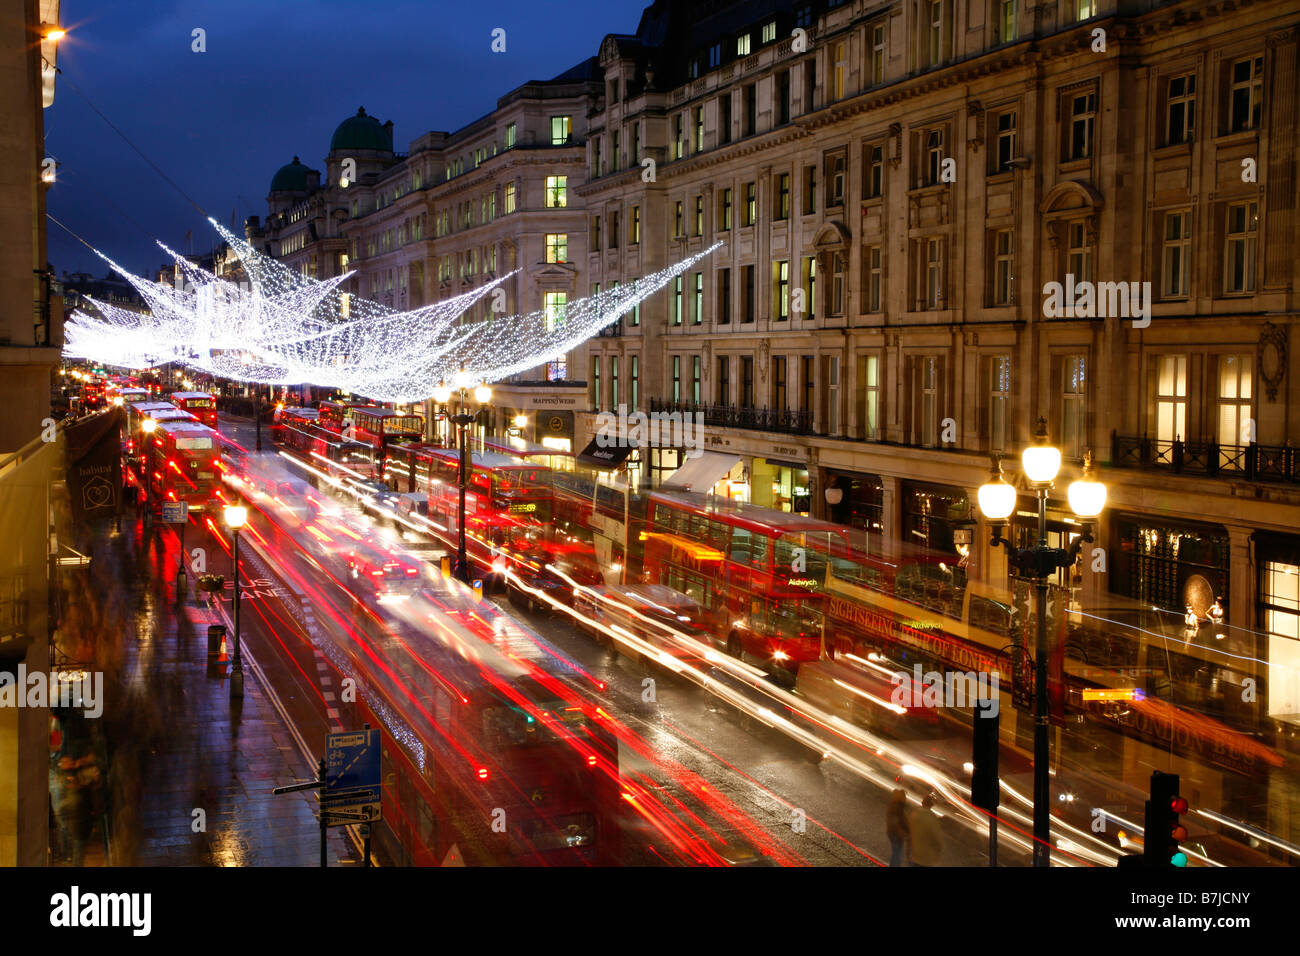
1111,432,1300,484
650,398,813,435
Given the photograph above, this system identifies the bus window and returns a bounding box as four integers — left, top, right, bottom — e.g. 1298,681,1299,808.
175,437,214,450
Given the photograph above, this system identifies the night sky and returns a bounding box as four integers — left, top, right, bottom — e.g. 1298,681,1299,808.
46,0,650,278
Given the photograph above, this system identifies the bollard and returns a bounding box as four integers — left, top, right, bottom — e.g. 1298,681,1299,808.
440,554,451,578
207,624,226,661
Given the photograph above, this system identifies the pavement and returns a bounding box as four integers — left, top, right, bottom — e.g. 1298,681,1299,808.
56,500,361,867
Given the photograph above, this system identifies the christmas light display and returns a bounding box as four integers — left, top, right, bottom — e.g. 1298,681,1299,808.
64,220,723,403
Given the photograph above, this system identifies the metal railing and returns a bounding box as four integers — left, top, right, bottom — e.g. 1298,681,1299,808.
649,398,813,435
1111,431,1299,484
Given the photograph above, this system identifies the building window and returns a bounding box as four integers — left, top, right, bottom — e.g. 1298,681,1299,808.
827,356,840,434
864,144,883,199
612,131,620,171
993,228,1014,305
743,182,756,226
719,188,732,230
762,20,777,43
804,58,817,113
995,110,1017,172
1261,561,1300,652
801,256,817,318
1156,354,1187,445
773,355,788,410
925,129,944,185
1228,55,1263,133
672,276,683,325
803,165,817,214
592,215,602,249
777,70,791,125
737,33,751,56
630,355,640,409
544,233,567,263
996,0,1016,42
631,123,641,162
858,354,881,439
774,260,791,320
826,150,846,207
719,94,732,144
591,356,601,410
801,355,815,415
718,268,732,324
1165,73,1196,146
692,272,703,324
1217,355,1253,463
829,252,846,314
925,237,944,309
630,205,641,244
505,123,517,148
866,245,883,312
610,210,620,249
918,356,939,447
611,356,620,411
833,41,847,101
1224,201,1258,294
742,265,756,322
1074,0,1096,19
1066,90,1096,161
988,355,1011,452
673,200,684,238
717,355,731,403
741,356,755,408
1162,210,1191,299
692,356,702,404
1062,355,1086,460
694,195,704,235
672,356,681,403
504,182,516,214
1067,220,1091,284
744,84,757,136
776,173,790,220
630,283,641,327
923,0,947,68
708,43,722,69
551,116,571,145
694,106,704,153
869,24,886,86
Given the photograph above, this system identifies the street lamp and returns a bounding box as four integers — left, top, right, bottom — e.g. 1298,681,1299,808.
224,503,248,700
431,375,492,583
976,418,1106,868
140,417,157,521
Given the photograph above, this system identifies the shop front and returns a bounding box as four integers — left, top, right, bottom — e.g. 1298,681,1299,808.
901,481,973,558
824,470,883,534
1110,514,1230,618
1255,533,1300,729
751,458,811,515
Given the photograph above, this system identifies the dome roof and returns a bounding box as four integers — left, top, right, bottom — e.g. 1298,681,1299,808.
269,156,313,193
329,107,392,153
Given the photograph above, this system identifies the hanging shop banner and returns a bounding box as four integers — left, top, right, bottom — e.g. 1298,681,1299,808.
65,407,125,524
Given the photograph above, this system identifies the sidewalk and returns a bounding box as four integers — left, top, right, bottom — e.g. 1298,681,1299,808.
66,508,359,866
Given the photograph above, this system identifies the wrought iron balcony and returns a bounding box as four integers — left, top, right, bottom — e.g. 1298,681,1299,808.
649,398,813,435
596,319,623,337
1111,431,1300,484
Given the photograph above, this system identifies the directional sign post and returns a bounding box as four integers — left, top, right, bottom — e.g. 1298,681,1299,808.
162,501,187,523
323,726,382,859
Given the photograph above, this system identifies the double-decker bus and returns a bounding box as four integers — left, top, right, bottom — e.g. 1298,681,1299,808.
346,406,424,483
115,386,152,407
145,420,223,512
168,391,219,428
640,490,866,683
125,401,197,455
317,399,383,432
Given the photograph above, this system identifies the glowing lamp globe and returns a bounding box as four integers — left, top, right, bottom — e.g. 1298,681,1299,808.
452,369,474,390
224,504,248,530
432,384,452,404
977,478,1017,521
1068,476,1107,517
141,417,157,434
1021,443,1061,485
513,414,528,429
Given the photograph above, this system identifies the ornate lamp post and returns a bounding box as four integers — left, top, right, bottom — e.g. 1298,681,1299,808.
224,503,248,699
976,418,1107,867
432,373,492,583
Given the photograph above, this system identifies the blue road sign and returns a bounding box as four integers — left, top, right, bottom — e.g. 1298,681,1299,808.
162,501,187,523
319,786,380,807
325,728,380,792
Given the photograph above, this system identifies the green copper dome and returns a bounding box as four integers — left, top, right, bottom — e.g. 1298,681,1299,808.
329,107,393,153
269,156,313,193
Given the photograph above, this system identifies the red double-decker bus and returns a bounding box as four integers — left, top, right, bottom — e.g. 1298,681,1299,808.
640,490,865,683
168,391,219,428
141,420,223,512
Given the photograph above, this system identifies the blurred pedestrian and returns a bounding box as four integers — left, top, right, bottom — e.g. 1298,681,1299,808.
885,788,910,866
909,793,943,867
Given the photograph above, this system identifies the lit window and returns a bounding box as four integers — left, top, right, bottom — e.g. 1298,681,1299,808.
550,116,571,145
544,233,568,263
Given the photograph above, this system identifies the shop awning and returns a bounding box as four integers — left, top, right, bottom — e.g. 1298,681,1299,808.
575,437,634,470
661,452,741,492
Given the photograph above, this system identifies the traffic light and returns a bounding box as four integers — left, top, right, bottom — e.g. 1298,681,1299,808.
970,707,1000,811
1143,771,1189,868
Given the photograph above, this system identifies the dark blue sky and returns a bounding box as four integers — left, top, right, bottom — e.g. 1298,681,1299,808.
47,0,649,277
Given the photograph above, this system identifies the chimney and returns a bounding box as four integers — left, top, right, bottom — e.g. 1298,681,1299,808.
383,120,394,150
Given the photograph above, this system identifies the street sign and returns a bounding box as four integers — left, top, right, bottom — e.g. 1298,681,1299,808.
162,501,187,523
326,728,380,792
321,804,382,827
319,786,380,807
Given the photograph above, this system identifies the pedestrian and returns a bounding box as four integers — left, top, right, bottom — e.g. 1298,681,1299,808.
909,793,943,867
885,788,910,866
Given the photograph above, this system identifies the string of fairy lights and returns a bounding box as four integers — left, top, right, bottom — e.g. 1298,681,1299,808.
63,220,722,403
